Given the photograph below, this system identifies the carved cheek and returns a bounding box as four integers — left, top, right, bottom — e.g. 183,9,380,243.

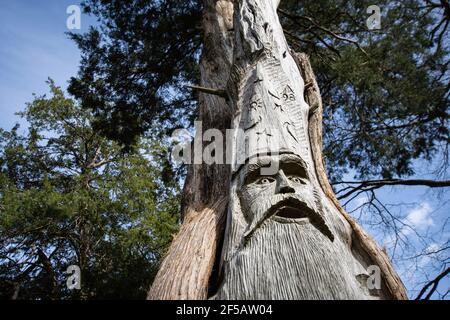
240,183,276,219
291,183,313,195
291,184,317,209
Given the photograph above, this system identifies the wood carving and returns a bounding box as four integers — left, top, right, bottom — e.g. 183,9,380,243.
149,0,407,300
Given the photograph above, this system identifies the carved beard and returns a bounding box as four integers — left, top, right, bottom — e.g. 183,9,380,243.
241,193,334,243
214,219,369,300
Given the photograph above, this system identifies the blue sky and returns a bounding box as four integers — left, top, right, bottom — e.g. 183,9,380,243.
344,167,450,299
0,1,448,299
0,0,96,130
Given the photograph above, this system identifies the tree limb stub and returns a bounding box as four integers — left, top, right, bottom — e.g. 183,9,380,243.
188,85,228,99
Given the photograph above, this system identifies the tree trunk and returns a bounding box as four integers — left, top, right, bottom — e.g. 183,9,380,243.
148,0,407,300
148,0,234,299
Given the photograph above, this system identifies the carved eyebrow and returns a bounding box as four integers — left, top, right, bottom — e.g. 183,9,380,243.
278,153,307,165
278,154,309,178
236,153,309,183
280,155,307,168
241,156,276,184
247,157,273,173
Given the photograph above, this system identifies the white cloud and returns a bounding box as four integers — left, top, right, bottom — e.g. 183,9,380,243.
404,202,434,230
425,243,440,253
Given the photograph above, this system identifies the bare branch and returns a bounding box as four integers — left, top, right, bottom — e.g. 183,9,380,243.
415,267,450,300
335,179,450,200
187,85,227,99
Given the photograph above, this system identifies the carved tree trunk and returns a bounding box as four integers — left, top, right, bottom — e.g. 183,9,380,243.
148,0,407,300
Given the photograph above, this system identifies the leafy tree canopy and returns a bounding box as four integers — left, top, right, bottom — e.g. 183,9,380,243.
69,0,449,181
0,80,180,299
280,0,449,180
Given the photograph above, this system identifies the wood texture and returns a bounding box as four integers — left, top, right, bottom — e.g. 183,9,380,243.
148,0,407,300
147,0,234,300
212,0,404,300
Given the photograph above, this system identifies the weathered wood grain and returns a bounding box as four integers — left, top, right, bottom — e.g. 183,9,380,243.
148,0,407,300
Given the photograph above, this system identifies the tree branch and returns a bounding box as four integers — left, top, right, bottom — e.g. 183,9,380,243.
334,179,450,200
187,85,227,99
278,8,369,57
415,267,450,300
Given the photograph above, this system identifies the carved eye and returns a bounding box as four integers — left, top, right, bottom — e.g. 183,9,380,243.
256,177,275,185
288,176,304,184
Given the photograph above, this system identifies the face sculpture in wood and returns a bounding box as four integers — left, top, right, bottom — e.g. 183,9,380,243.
147,0,406,301
208,0,387,300
213,152,383,299
237,154,333,244
210,60,383,300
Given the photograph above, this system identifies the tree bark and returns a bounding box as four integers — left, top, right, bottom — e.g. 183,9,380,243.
293,52,407,300
148,0,407,300
148,0,234,299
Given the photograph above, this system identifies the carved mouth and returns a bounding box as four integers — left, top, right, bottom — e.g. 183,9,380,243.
269,199,334,241
243,197,334,243
272,205,310,222
268,199,315,223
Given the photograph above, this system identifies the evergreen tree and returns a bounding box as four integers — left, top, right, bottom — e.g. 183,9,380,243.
0,80,180,299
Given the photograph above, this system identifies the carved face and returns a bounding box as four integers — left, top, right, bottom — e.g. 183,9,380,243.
237,153,333,241
214,155,374,300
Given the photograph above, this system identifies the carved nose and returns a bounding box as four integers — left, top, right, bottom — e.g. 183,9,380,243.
279,184,295,194
277,172,295,194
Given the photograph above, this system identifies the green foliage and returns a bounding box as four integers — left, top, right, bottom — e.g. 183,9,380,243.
68,0,201,146
70,0,448,182
0,80,180,299
279,0,449,180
